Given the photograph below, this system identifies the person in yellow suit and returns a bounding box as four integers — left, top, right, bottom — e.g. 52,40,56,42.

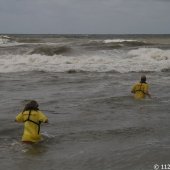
15,100,48,144
131,75,151,99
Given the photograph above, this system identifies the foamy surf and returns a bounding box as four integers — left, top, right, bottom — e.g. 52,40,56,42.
0,35,11,44
103,39,139,43
0,47,170,73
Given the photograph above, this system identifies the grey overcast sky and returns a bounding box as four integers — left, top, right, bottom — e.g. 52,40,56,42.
0,0,170,34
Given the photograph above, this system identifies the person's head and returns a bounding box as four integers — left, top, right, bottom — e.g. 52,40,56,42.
140,75,146,83
23,100,39,111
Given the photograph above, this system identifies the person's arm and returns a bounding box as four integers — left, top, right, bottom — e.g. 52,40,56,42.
44,119,48,123
38,111,48,123
15,112,24,122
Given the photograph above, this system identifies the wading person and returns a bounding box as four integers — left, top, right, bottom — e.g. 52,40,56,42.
131,75,151,99
15,100,48,144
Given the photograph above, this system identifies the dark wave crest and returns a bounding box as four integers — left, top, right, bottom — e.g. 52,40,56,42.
66,69,87,74
161,68,170,72
30,46,72,56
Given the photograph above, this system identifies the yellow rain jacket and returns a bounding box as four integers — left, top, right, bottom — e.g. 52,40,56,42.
131,82,149,99
15,110,48,143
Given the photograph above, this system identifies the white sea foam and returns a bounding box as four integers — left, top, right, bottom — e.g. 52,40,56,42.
0,36,10,45
0,35,19,47
0,35,36,47
0,48,170,73
103,39,137,43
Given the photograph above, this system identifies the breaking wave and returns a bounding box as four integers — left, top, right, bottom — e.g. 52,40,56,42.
103,39,148,46
0,47,170,73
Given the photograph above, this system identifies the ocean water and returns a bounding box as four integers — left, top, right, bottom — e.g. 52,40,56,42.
0,34,170,170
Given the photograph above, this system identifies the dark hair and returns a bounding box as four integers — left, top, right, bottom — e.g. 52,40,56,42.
23,100,39,112
140,75,146,83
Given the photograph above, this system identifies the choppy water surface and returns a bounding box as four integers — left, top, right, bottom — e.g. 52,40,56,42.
0,34,170,170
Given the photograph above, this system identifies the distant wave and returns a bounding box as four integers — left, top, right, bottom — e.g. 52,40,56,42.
0,35,24,47
103,39,151,47
0,35,45,48
0,35,12,45
16,38,42,43
81,39,151,50
104,39,141,43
